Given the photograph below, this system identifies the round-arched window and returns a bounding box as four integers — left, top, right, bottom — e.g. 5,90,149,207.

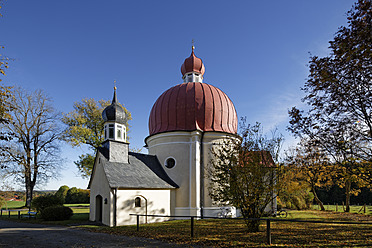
135,197,141,207
165,157,176,169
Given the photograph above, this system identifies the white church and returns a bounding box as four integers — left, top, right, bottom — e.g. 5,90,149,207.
88,47,274,226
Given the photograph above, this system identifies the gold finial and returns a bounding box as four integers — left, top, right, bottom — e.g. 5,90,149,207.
114,80,117,90
192,39,195,51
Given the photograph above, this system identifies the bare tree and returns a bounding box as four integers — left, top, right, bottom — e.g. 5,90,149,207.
0,87,63,207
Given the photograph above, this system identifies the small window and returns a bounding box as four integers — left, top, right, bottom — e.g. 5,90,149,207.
165,157,176,169
117,129,122,139
135,197,141,207
109,124,114,139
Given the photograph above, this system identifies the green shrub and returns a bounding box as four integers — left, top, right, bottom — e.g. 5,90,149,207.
54,185,69,204
31,194,64,213
65,187,90,204
41,205,73,221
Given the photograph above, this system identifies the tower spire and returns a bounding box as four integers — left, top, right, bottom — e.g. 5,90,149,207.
112,80,117,104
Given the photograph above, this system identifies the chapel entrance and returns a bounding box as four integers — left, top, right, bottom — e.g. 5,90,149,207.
95,195,103,222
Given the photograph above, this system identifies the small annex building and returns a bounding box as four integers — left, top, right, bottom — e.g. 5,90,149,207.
88,90,179,226
88,47,276,226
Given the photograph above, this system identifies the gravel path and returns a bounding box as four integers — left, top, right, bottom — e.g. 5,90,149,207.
0,220,192,248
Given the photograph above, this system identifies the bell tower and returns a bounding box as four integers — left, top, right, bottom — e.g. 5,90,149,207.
101,87,129,163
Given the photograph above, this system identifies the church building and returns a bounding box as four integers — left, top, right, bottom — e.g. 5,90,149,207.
88,47,242,226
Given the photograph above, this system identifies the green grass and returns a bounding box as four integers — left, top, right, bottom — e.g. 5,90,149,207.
2,206,371,247
64,203,89,207
83,210,372,247
312,204,372,215
0,202,90,224
1,201,26,209
286,210,324,219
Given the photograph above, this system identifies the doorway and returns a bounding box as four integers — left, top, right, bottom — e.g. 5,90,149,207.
95,195,103,222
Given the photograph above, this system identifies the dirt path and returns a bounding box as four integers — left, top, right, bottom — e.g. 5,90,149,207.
0,220,192,248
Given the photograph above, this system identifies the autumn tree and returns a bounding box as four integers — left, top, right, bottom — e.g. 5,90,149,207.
0,85,13,154
277,165,314,210
285,139,335,211
0,87,63,207
288,0,371,212
0,40,14,148
208,121,283,232
62,98,131,178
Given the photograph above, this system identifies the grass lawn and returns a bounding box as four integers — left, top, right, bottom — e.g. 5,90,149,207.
0,201,90,225
312,204,372,215
1,205,371,247
1,201,26,209
64,203,90,208
82,210,372,247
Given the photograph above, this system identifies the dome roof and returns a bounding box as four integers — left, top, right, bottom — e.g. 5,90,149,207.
148,82,238,136
102,88,126,124
181,47,205,76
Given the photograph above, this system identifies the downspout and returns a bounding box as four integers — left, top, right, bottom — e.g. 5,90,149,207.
200,131,205,219
113,188,117,227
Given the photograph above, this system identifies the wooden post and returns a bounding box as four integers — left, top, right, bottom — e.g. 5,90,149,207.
191,217,194,238
136,215,140,231
1,209,2,217
336,204,338,212
266,219,271,245
18,211,20,219
8,210,10,218
364,204,366,214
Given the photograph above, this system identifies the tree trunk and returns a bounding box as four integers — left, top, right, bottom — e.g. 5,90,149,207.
312,186,325,211
25,175,35,208
245,219,260,232
25,183,33,208
345,179,351,212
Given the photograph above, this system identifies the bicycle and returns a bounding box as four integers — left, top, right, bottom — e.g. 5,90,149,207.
276,209,288,218
217,207,233,218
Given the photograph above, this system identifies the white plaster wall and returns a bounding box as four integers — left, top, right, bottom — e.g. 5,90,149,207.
146,131,238,217
116,189,172,226
89,157,113,226
147,132,192,210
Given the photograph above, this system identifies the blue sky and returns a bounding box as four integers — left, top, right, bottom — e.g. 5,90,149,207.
1,0,354,190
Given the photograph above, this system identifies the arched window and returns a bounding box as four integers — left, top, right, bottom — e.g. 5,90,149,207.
135,197,141,207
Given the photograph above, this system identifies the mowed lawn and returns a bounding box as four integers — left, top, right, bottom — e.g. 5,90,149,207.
1,201,90,225
84,210,372,247
312,204,372,215
1,202,371,247
1,200,26,209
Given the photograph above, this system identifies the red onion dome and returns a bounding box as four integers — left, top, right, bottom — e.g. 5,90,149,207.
181,48,205,77
148,82,238,136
